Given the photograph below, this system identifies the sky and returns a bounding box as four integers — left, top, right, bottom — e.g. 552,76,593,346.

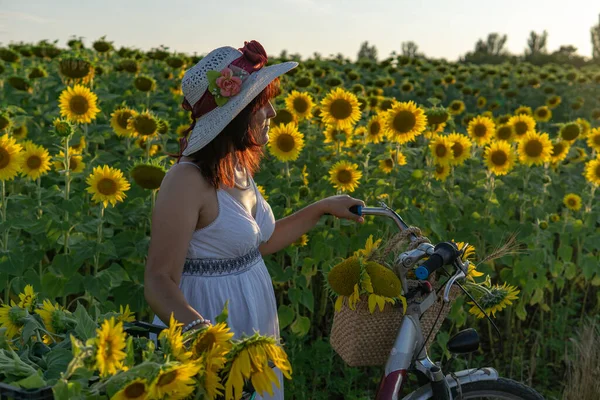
0,0,598,61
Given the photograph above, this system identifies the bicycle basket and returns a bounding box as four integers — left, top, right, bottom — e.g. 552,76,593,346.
330,274,459,367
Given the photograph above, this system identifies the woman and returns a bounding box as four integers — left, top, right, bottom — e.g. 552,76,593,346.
144,41,365,399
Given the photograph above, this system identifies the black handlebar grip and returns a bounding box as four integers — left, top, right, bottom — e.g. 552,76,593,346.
415,242,459,280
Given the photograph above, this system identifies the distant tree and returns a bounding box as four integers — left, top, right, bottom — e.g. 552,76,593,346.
592,14,600,61
550,45,587,67
279,49,288,60
357,41,378,62
525,30,548,56
313,52,322,60
401,41,421,58
461,33,514,64
524,30,550,65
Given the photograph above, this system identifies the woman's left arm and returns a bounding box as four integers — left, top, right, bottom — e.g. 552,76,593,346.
259,195,365,256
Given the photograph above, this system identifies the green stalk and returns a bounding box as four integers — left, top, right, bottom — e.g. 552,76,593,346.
1,180,8,305
36,177,43,219
63,136,71,254
1,180,7,253
93,206,105,276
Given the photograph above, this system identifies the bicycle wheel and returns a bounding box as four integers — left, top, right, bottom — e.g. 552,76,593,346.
447,377,545,400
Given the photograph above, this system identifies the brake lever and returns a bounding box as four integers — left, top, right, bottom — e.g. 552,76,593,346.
443,268,466,303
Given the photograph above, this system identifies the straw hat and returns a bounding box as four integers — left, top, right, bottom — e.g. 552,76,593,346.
180,41,298,156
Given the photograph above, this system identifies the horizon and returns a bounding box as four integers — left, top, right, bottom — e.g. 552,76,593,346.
0,0,598,62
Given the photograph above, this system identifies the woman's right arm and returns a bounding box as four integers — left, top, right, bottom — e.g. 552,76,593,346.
144,165,209,327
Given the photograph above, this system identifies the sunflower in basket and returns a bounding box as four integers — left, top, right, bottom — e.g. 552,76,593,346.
326,235,407,314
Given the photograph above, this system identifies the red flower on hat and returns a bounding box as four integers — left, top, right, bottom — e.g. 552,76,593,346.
215,68,242,97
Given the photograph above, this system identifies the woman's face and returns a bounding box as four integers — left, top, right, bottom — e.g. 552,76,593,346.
252,100,277,146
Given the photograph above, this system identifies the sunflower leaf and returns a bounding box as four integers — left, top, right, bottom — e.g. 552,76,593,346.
73,303,96,341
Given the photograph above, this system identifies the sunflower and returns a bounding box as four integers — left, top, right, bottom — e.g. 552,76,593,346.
134,138,161,156
111,378,150,400
158,314,192,363
583,158,600,186
514,106,533,116
130,160,166,190
476,96,487,108
0,134,23,181
546,95,561,109
150,362,202,400
327,256,362,311
224,336,292,400
550,140,570,164
383,101,428,144
292,234,309,247
52,117,75,138
494,124,515,143
86,165,131,208
354,234,382,259
257,185,269,201
190,322,234,358
365,114,386,144
268,123,305,162
508,114,536,140
319,87,361,129
575,118,591,137
285,90,314,120
94,317,127,377
202,345,227,399
128,111,159,137
110,108,138,138
559,122,581,143
0,304,25,339
20,142,51,180
58,84,100,124
328,160,362,193
378,158,394,174
468,283,520,319
323,125,352,144
563,193,582,211
11,124,28,141
587,128,600,152
69,135,87,154
16,285,36,310
448,100,466,115
433,164,450,181
467,116,495,146
484,141,516,176
429,134,454,165
517,131,553,166
272,108,297,127
117,305,135,323
35,300,68,341
533,106,552,122
447,133,472,166
53,151,85,173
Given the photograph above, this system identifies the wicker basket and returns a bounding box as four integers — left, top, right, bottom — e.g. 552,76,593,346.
330,277,459,367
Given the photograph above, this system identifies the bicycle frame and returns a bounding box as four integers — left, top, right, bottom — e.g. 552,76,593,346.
357,203,500,400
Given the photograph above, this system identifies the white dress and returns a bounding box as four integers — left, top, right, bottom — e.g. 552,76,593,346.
150,161,283,399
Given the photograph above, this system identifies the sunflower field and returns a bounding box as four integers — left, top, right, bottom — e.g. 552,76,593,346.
0,37,599,399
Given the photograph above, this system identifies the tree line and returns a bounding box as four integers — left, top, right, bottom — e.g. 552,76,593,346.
353,13,600,67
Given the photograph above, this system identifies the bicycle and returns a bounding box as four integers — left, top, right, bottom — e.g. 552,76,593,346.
342,201,544,400
135,201,545,399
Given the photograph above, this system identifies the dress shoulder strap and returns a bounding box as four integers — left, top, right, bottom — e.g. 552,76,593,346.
177,161,202,170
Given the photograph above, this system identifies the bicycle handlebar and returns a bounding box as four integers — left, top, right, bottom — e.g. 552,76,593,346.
414,242,460,280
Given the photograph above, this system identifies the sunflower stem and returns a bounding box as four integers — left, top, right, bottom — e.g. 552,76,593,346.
585,185,596,213
36,177,42,219
1,180,7,254
63,136,71,255
93,206,105,276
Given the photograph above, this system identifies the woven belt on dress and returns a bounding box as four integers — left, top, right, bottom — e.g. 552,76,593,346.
182,247,262,276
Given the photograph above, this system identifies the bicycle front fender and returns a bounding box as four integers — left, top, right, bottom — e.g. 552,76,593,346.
401,367,499,400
